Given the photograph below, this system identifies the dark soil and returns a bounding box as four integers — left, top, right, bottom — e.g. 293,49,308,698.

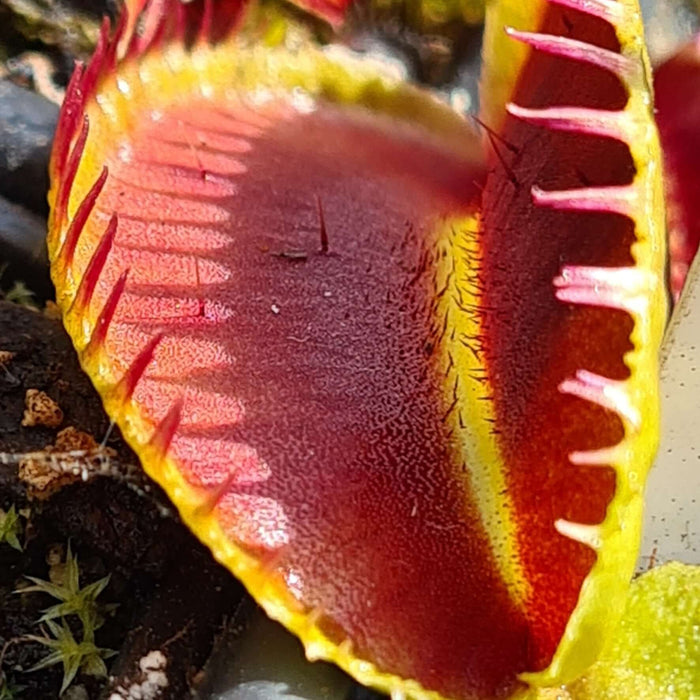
0,301,246,699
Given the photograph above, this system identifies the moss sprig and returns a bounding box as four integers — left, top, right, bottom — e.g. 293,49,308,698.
0,506,23,552
20,542,116,631
25,620,116,696
16,542,117,695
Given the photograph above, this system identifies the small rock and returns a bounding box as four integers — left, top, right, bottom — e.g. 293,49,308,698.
21,387,63,427
0,79,58,215
109,650,169,700
17,425,118,499
18,449,78,498
52,424,101,451
0,192,48,264
198,603,352,700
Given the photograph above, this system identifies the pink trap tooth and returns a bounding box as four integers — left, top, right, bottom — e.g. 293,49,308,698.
554,265,655,315
507,103,627,140
559,370,641,433
532,184,637,215
569,444,625,467
505,29,638,80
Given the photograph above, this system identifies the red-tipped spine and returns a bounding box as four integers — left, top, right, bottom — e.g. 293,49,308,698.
55,115,90,228
198,0,214,45
81,17,111,102
133,0,169,56
148,398,184,459
59,166,109,268
70,214,118,313
113,333,164,405
106,10,128,71
121,0,148,57
192,470,237,515
83,267,130,359
174,1,187,42
149,11,170,52
52,62,86,181
217,0,249,42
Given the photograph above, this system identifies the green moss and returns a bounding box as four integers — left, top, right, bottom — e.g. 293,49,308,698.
26,619,116,696
0,505,23,552
18,543,117,696
20,542,116,632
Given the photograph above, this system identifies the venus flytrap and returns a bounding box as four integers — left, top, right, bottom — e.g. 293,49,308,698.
43,0,699,698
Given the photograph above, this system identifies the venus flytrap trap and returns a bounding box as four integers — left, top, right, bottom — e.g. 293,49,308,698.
43,0,698,698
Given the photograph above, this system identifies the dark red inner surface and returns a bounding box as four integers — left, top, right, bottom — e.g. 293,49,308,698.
94,101,541,698
654,40,700,299
480,4,634,668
